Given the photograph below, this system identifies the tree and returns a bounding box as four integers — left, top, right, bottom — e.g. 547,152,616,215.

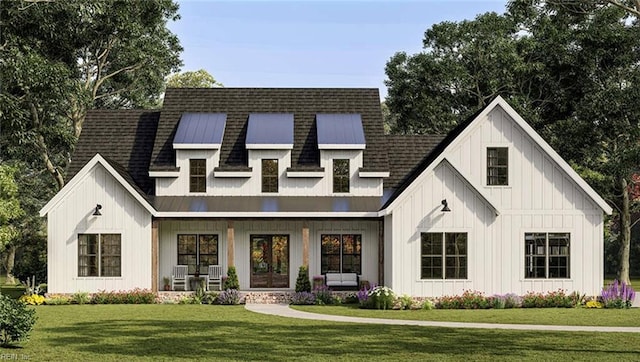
166,69,222,88
385,1,640,283
1,0,183,190
0,165,25,284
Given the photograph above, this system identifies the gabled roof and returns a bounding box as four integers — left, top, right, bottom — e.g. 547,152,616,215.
40,153,155,216
381,96,613,215
151,88,389,171
66,110,159,195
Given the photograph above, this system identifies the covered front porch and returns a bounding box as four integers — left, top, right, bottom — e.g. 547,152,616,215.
150,218,383,292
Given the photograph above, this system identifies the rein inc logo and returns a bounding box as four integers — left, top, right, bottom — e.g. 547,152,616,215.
0,354,29,360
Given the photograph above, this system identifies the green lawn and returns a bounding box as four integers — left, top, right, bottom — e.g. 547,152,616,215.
292,305,640,326
3,305,639,361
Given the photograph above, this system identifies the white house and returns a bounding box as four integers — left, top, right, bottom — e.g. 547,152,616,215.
39,89,612,297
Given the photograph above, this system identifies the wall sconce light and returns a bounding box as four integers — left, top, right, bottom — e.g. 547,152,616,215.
92,204,102,216
441,199,451,212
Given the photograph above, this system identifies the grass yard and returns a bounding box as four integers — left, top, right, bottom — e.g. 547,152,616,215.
2,305,639,361
292,305,640,327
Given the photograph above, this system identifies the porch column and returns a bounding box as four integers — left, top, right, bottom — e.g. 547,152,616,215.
227,221,235,267
378,220,384,286
151,220,159,293
302,223,309,267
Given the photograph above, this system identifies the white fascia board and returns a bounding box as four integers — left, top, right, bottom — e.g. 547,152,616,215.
148,171,180,178
246,144,294,150
173,143,221,149
39,154,156,217
318,144,366,150
359,171,390,178
214,171,252,178
155,211,379,218
491,96,613,215
286,171,325,178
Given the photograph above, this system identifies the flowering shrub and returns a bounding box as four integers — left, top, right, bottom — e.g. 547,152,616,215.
19,294,45,306
522,289,575,308
91,289,156,304
396,294,414,310
365,286,395,310
421,299,435,310
217,289,241,305
313,285,334,305
71,292,90,305
356,283,375,307
290,292,316,305
437,290,490,309
586,300,603,309
600,279,636,309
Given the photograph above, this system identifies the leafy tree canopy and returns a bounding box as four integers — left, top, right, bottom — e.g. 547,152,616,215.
167,69,223,88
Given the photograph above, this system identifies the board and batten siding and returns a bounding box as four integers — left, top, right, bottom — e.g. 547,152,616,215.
387,105,605,297
155,149,382,197
158,219,380,290
47,164,152,293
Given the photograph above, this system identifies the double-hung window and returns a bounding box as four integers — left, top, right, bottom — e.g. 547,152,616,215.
487,147,508,186
189,159,206,193
525,233,570,278
78,234,121,277
420,232,467,279
321,234,361,274
333,159,350,193
178,234,219,275
262,159,278,193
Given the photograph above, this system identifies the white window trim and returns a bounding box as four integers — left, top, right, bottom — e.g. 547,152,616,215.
77,232,123,278
483,144,512,188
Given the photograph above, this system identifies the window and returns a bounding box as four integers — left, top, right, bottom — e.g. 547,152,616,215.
487,147,508,185
333,159,350,193
78,234,121,277
321,234,361,274
262,159,278,193
189,159,206,193
178,234,219,275
525,233,570,278
420,233,467,279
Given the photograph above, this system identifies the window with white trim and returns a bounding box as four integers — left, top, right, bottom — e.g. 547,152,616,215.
333,159,349,193
420,232,467,279
178,234,219,275
525,233,570,278
487,147,508,186
78,234,121,277
189,159,206,193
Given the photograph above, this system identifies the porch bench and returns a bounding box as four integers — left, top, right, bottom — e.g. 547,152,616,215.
325,273,359,288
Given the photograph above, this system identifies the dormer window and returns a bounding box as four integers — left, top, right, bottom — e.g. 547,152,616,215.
333,159,350,193
262,159,278,193
487,147,508,186
189,159,206,193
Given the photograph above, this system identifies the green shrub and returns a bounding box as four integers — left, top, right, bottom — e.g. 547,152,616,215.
217,289,241,305
71,291,90,305
313,286,334,305
223,266,239,290
295,266,311,292
437,290,490,309
202,291,218,304
90,289,156,304
44,295,71,305
366,286,395,310
0,294,37,346
398,294,414,310
421,299,434,310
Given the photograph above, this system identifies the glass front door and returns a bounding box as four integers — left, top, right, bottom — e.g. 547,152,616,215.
250,235,289,288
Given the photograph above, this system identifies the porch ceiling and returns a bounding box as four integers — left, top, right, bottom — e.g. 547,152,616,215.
150,196,382,214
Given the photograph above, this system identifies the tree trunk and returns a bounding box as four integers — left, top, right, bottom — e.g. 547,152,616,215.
5,244,16,285
618,176,631,285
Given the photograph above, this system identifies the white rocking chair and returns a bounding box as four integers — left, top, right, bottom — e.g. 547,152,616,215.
171,265,188,291
208,265,223,291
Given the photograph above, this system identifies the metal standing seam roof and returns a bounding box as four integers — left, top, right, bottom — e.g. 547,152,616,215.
173,113,227,148
245,113,294,148
316,114,366,148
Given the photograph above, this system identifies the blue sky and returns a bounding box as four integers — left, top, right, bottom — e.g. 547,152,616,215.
169,1,507,99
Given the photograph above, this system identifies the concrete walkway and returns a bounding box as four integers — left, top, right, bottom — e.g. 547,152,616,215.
245,303,640,333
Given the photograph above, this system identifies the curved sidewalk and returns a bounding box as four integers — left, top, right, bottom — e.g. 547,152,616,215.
245,304,640,333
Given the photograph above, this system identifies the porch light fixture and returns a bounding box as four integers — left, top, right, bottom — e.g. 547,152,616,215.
441,199,451,212
92,204,102,216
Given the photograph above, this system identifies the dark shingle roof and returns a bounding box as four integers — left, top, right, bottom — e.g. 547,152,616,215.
66,110,159,195
151,88,389,171
385,135,446,190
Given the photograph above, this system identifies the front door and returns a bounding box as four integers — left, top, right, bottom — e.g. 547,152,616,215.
250,235,289,288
